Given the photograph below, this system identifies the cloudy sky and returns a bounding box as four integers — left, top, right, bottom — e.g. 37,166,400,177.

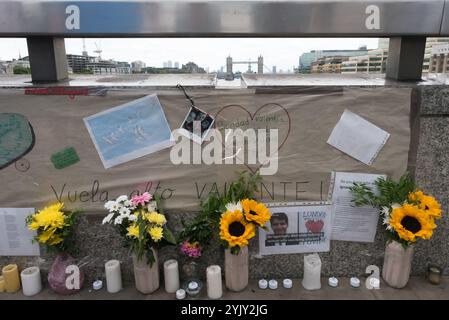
0,37,380,72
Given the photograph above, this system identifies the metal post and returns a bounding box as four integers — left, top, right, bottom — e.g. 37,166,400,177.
26,37,68,82
386,37,426,81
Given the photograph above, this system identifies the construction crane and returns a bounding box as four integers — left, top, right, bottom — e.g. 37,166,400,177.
94,42,102,60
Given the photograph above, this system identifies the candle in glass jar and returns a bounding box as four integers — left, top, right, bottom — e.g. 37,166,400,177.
428,266,442,285
2,264,20,293
302,253,321,290
206,265,222,299
20,267,42,297
105,260,122,293
164,259,180,293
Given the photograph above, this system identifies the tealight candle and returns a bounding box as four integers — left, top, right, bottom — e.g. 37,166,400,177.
176,288,186,299
258,279,268,289
283,279,293,289
350,277,360,288
369,277,380,289
269,279,278,290
189,281,199,291
20,267,42,297
105,260,122,293
2,264,20,293
328,277,338,287
93,280,103,290
164,259,180,293
428,266,442,285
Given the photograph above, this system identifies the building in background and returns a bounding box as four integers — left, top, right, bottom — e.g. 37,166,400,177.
423,37,449,73
182,62,206,73
299,46,368,73
429,43,449,73
272,66,277,73
341,48,388,74
0,56,30,74
311,56,349,73
174,61,180,69
378,38,389,50
131,60,146,73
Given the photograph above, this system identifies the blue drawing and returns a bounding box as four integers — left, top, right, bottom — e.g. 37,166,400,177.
84,94,173,169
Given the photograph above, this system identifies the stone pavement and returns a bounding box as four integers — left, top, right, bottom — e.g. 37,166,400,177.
1,277,448,300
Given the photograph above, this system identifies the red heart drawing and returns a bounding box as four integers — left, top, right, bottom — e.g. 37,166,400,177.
214,103,291,174
305,220,324,233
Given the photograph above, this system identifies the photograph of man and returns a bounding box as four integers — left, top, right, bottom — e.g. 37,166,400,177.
265,212,299,246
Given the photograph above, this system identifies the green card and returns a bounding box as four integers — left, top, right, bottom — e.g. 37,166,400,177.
51,147,80,169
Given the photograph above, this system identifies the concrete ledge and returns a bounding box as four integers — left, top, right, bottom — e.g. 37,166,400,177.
0,277,447,300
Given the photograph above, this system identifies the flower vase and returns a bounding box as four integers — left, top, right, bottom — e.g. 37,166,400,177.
133,249,160,294
382,240,414,288
225,246,249,292
181,258,200,282
48,253,84,295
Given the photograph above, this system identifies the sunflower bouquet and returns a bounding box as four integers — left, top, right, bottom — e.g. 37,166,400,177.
180,171,270,255
102,192,176,265
350,173,442,246
26,202,79,252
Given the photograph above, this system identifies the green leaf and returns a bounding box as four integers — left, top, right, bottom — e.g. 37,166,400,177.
163,227,177,245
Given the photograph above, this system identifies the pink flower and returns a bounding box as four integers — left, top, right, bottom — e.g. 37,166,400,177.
131,192,152,206
180,241,202,258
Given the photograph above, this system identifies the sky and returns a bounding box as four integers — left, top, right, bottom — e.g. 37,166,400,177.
0,38,380,72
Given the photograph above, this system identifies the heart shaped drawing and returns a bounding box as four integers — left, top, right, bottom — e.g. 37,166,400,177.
305,220,324,233
0,113,35,170
214,103,291,173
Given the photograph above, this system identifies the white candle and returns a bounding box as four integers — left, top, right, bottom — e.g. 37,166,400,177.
105,260,122,293
269,279,278,290
20,267,42,297
258,279,268,289
350,277,360,288
207,265,223,299
163,259,180,293
328,277,338,287
302,253,321,290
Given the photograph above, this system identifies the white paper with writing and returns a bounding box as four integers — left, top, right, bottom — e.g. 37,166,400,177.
0,208,40,256
330,172,385,242
327,109,390,165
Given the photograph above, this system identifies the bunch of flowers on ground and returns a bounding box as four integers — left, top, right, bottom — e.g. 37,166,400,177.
180,241,202,258
26,202,79,252
102,192,176,264
350,173,442,246
180,171,270,255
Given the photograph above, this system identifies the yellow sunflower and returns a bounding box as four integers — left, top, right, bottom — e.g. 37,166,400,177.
220,210,255,248
408,191,442,219
389,204,436,242
241,199,271,227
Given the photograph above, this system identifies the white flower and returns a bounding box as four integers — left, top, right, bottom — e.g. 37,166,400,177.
225,201,242,212
102,213,114,225
391,203,401,210
119,207,131,216
114,215,124,225
147,201,157,212
381,206,390,216
383,214,393,231
116,195,128,203
124,200,133,208
128,214,137,222
104,201,116,210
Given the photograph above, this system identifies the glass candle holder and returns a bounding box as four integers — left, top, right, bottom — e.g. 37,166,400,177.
427,265,442,285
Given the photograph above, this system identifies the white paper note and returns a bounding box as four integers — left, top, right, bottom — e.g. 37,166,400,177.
327,109,390,165
330,172,386,243
0,208,40,256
